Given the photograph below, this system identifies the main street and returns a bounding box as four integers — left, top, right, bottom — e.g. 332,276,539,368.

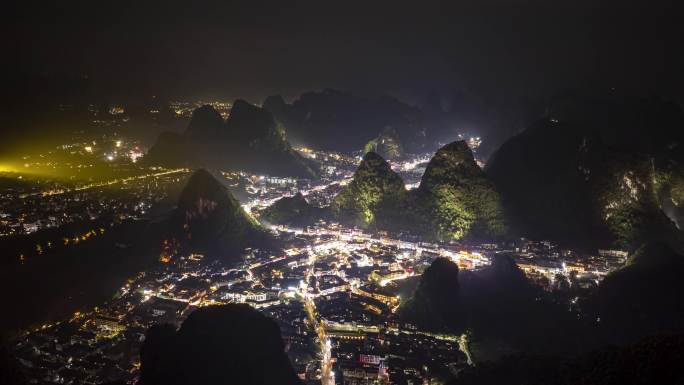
300,251,335,385
31,168,189,197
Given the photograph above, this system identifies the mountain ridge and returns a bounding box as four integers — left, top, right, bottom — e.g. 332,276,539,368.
266,141,506,242
263,89,428,153
170,169,273,258
486,94,684,251
144,101,317,178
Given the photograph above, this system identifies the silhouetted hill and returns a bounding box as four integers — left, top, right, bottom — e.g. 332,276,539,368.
226,99,280,142
456,255,584,355
223,100,318,177
0,344,25,385
186,104,224,139
139,305,302,385
144,101,317,178
259,193,328,227
171,169,273,256
487,94,684,251
583,242,684,344
262,94,288,118
402,255,587,355
139,324,176,385
143,131,198,167
400,257,462,332
263,89,428,153
449,334,684,385
331,151,407,228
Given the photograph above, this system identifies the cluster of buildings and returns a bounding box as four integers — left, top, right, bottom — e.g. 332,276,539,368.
0,172,184,236
168,100,232,119
220,170,310,209
510,239,629,290
12,215,488,384
0,132,186,238
17,134,147,176
0,168,188,266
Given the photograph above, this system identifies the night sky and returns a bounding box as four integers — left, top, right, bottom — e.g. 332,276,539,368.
5,0,684,104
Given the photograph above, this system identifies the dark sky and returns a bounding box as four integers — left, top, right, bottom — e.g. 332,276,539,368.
4,0,683,105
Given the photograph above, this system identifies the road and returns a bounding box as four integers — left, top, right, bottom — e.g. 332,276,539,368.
35,168,189,197
300,253,335,385
273,224,490,271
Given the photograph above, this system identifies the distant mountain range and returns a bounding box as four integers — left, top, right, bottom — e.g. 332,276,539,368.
263,89,430,154
144,100,318,178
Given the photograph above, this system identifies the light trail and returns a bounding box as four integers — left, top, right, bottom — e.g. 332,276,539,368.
29,168,189,198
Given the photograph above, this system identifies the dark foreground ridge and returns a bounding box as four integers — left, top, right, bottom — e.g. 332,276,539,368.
400,257,461,332
583,242,684,344
449,334,684,385
139,304,302,385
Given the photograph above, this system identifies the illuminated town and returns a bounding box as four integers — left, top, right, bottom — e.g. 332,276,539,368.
4,4,683,384
5,138,629,385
